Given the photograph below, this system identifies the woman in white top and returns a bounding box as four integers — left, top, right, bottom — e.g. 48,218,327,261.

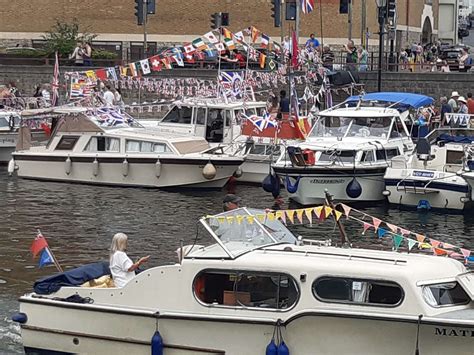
109,233,150,288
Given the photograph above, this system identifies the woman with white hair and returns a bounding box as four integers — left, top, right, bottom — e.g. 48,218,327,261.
109,233,150,287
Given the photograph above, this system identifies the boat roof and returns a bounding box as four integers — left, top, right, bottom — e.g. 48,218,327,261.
346,92,434,110
319,106,400,117
172,98,267,109
110,127,209,142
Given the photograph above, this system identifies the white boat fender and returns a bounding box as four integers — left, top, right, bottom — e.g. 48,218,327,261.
7,158,15,176
233,166,243,178
65,156,72,175
155,159,162,178
202,161,217,180
92,158,99,177
122,158,129,177
151,330,163,355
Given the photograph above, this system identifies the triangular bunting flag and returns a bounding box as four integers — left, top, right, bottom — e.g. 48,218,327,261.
341,204,352,217
362,222,372,234
430,240,441,249
267,212,275,221
433,248,448,256
314,206,323,218
393,235,404,250
372,218,381,231
256,214,266,223
400,228,410,236
460,248,471,258
246,216,254,224
236,215,245,225
386,223,398,233
286,210,295,224
334,210,343,221
296,209,304,224
304,208,313,224
407,239,417,251
416,234,426,243
324,206,332,219
226,216,234,224
377,228,387,239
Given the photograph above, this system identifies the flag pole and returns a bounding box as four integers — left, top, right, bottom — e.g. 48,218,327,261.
319,0,324,48
47,246,63,273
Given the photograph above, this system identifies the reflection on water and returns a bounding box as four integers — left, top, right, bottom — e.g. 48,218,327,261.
0,170,473,353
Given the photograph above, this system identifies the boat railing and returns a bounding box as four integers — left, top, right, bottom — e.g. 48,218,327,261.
301,239,332,247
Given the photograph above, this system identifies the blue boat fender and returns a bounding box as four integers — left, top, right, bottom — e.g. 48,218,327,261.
265,338,278,355
278,341,290,355
346,177,362,199
262,173,281,198
151,330,164,355
11,312,27,324
285,176,300,194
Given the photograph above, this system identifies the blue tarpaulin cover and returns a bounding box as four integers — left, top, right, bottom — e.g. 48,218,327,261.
438,133,474,144
33,261,110,295
346,92,434,110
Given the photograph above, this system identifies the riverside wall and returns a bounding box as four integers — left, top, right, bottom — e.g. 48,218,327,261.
0,65,473,104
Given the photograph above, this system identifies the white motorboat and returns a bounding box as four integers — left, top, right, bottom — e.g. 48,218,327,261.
9,107,243,189
272,93,433,205
138,98,284,184
14,207,474,354
384,128,474,210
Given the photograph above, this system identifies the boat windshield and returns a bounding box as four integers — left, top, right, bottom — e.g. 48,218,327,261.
310,115,393,139
198,208,297,258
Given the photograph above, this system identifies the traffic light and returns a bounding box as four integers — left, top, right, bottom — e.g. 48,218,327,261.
286,1,296,20
386,0,396,19
210,13,222,29
147,0,155,14
221,12,229,26
271,0,281,28
134,0,144,25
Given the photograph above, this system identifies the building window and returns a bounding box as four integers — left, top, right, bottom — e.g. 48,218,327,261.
194,270,299,310
55,136,79,150
422,282,471,307
312,277,404,306
85,137,120,152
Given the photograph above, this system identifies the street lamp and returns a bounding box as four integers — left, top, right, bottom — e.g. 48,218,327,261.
375,0,387,92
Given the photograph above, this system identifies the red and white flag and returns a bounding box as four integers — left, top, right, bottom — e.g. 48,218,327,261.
51,51,60,106
149,55,162,71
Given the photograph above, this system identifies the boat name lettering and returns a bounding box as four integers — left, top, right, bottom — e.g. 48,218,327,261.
412,171,434,178
434,328,474,337
309,179,345,184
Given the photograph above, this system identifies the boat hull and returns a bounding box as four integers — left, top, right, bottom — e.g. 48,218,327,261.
236,159,270,184
19,300,474,355
12,155,241,189
384,168,472,210
274,166,386,205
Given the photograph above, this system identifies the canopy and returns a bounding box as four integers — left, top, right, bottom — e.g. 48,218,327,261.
346,92,434,110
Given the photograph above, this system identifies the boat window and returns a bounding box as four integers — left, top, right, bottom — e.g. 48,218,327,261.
195,107,207,125
55,136,79,150
392,117,408,138
385,148,400,159
194,270,299,310
361,150,375,163
313,277,403,306
224,110,232,127
422,282,471,307
206,109,224,142
125,140,172,153
248,144,267,155
85,137,120,152
0,115,20,128
319,150,355,163
162,106,193,124
446,150,464,165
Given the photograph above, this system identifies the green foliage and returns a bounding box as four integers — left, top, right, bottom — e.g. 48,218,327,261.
41,18,97,57
91,49,119,60
3,48,47,57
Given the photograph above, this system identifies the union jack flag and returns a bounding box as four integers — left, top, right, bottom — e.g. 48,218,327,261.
245,112,277,132
300,0,314,14
51,51,60,106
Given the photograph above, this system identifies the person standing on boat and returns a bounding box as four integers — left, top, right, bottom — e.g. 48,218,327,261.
448,91,460,113
103,85,115,106
109,233,150,288
278,90,290,119
223,194,241,212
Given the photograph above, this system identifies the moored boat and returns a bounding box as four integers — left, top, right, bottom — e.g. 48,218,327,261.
13,207,474,354
9,107,243,189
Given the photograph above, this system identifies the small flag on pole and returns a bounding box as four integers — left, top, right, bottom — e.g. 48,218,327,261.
39,248,54,268
31,232,48,257
301,0,315,14
30,230,62,272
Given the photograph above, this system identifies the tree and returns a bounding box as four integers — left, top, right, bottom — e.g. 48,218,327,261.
41,18,97,57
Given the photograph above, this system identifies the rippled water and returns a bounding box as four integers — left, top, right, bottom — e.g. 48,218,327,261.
1,169,473,353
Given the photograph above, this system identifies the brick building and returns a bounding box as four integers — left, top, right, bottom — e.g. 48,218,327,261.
0,0,439,51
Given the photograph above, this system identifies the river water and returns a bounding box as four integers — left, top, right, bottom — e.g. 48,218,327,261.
0,169,473,353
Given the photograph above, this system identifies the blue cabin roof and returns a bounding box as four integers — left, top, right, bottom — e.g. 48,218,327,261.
346,92,434,110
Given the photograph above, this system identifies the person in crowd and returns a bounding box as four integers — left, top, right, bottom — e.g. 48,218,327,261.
69,42,84,66
233,49,247,69
440,96,452,126
33,84,42,98
399,49,408,70
109,233,150,288
8,82,20,97
103,85,115,106
416,43,423,69
448,91,460,113
458,96,469,115
220,49,238,69
305,33,320,50
458,48,469,72
113,87,124,108
466,92,474,114
82,42,92,66
322,45,335,70
357,47,368,71
278,90,290,119
223,194,241,212
282,36,291,57
439,60,450,72
345,40,357,71
41,84,51,107
267,94,280,115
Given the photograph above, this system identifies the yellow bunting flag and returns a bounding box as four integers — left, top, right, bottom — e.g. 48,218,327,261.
334,210,343,221
246,216,254,224
419,242,432,249
236,215,245,225
256,214,266,223
296,209,304,224
304,208,313,224
267,212,275,221
217,217,226,224
226,216,234,224
324,206,332,219
85,70,96,80
286,209,295,224
275,210,284,220
314,206,323,218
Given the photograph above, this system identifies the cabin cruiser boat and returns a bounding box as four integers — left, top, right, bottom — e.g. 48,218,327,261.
138,98,291,184
9,107,243,188
14,207,474,354
384,128,474,210
272,93,433,205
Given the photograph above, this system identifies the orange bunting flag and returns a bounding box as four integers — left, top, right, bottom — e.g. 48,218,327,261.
286,209,295,224
296,209,304,224
433,248,448,256
250,26,259,43
259,53,266,69
416,234,426,243
222,27,233,40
